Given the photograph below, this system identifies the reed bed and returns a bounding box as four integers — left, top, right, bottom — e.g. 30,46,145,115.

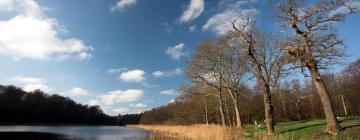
128,124,247,140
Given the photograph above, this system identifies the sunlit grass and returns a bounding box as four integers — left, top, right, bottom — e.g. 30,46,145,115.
246,118,360,140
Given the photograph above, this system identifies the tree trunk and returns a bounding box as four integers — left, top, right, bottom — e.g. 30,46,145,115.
228,89,243,128
224,97,232,127
279,90,288,120
263,83,275,135
309,66,341,134
216,112,220,125
341,94,348,116
295,102,302,120
218,93,226,127
204,97,209,125
310,94,317,118
233,100,243,128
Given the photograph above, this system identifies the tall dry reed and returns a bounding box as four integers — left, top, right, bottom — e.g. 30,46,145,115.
128,124,248,140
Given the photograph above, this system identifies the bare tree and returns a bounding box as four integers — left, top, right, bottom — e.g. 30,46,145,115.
186,37,247,128
277,0,358,134
186,40,229,127
231,18,286,135
288,79,305,120
219,36,247,128
180,84,214,125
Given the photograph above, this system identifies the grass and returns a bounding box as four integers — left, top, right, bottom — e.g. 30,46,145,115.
129,118,360,140
246,117,360,140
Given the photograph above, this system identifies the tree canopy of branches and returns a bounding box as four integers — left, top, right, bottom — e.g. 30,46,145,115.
277,0,358,134
231,18,286,134
186,36,247,128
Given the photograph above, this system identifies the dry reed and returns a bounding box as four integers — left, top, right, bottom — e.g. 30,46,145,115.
128,124,248,140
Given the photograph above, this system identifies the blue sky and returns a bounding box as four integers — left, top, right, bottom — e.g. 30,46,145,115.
0,0,359,115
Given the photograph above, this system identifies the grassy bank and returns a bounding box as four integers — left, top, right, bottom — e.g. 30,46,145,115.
129,118,360,140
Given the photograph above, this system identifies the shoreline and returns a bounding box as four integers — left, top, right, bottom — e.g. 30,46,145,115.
127,119,360,140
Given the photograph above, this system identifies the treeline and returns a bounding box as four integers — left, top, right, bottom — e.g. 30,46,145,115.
118,114,143,125
138,0,358,135
139,59,360,126
0,85,117,125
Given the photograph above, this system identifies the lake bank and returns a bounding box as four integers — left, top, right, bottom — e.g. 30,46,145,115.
129,118,360,140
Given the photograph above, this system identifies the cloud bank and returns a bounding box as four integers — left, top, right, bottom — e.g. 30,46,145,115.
0,0,93,61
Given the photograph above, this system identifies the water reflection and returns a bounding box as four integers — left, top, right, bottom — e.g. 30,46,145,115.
0,126,150,140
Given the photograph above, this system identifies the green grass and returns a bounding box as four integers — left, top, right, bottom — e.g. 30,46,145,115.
243,118,360,140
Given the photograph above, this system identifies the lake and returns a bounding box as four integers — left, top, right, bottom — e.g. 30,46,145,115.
0,126,150,140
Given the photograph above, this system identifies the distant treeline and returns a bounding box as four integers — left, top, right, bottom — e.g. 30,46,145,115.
0,86,117,125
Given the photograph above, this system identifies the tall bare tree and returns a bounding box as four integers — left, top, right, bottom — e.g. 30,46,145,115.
219,36,247,128
186,40,228,127
231,18,286,135
186,37,247,128
277,0,358,134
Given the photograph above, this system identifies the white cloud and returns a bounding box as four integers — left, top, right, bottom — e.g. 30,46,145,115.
166,43,186,60
202,0,258,35
189,25,197,32
24,83,52,92
112,107,129,114
119,69,146,83
88,99,101,106
203,8,258,35
62,87,89,97
100,89,143,105
169,99,175,103
160,89,178,96
202,72,219,84
13,75,45,83
152,71,165,77
12,75,51,92
0,0,41,15
0,0,93,61
129,103,147,108
179,0,205,23
107,67,128,74
152,68,182,77
0,0,14,11
111,0,137,12
141,82,160,88
329,1,360,17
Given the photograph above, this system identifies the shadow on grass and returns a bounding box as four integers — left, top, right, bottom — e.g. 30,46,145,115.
279,119,359,134
342,124,360,130
279,122,327,133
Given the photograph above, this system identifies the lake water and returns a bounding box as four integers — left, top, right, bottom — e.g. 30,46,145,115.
0,126,150,140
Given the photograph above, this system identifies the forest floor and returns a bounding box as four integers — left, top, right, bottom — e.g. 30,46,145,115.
129,118,360,140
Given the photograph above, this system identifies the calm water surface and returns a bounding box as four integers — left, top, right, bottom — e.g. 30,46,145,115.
0,126,150,140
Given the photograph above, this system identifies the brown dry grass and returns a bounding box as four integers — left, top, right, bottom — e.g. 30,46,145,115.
128,124,248,140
